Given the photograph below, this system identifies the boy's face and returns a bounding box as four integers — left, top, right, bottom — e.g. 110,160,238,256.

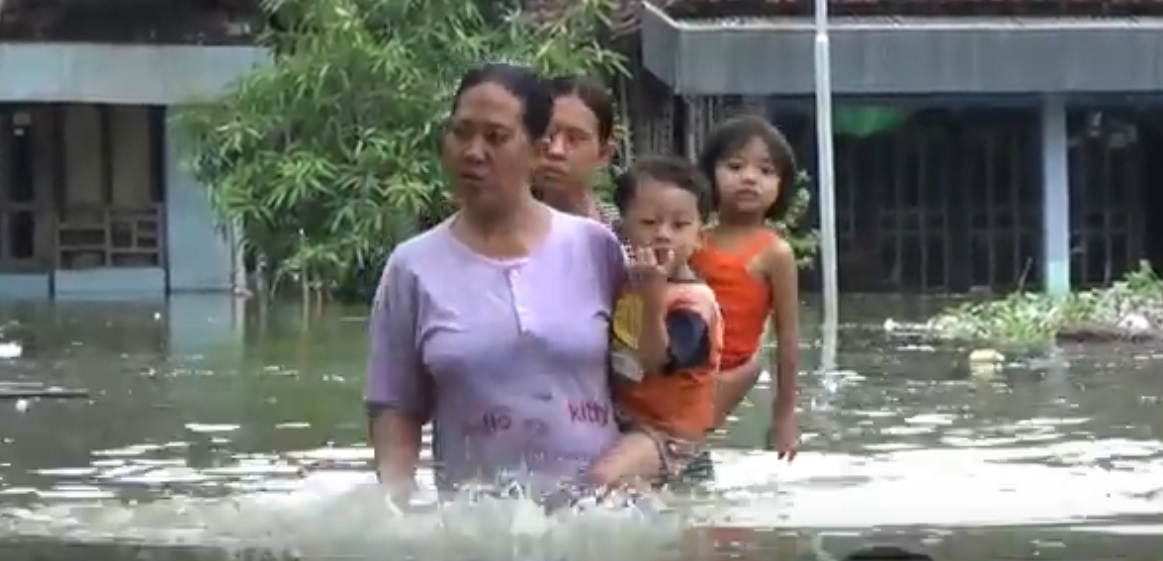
621,178,702,276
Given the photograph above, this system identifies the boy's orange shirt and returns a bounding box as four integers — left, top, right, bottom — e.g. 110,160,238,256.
610,281,723,440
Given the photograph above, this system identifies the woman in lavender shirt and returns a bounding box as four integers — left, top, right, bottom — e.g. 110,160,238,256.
365,64,630,499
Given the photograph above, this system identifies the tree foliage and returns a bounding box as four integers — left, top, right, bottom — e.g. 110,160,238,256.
173,0,626,301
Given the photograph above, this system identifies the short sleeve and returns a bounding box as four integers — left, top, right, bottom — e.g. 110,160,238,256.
591,224,626,304
661,285,720,373
365,253,431,418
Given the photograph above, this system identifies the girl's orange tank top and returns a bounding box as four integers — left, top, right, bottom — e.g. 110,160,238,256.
688,229,775,370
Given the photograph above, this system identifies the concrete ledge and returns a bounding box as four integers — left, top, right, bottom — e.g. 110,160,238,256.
0,43,269,104
54,268,166,299
0,274,50,299
642,6,1163,95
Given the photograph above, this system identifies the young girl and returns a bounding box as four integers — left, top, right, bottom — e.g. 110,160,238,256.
586,155,723,487
690,114,800,460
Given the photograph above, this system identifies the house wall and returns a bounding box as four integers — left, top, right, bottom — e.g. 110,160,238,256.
652,94,1154,293
0,42,268,298
636,3,1163,294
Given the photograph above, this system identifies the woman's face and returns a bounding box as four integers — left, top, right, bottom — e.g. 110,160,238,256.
537,94,610,195
443,82,542,213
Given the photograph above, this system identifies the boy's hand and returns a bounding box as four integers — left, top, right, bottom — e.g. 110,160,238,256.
626,246,671,304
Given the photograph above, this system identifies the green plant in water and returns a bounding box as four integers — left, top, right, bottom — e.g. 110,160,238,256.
173,0,627,302
771,171,819,269
931,260,1163,345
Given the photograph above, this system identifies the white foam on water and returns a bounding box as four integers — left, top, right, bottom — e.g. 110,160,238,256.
1,472,685,561
2,441,1162,559
703,446,1163,528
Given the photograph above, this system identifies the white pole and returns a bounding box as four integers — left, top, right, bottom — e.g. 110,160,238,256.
813,0,839,372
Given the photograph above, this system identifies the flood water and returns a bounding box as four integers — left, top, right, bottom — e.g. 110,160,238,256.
0,295,1161,560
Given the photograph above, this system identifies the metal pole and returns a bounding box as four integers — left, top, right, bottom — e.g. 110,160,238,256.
813,0,839,372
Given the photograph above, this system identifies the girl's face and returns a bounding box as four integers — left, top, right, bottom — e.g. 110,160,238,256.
537,94,611,195
621,178,703,277
713,137,782,218
442,82,542,215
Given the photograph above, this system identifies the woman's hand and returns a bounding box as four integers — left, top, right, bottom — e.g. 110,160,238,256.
369,407,424,504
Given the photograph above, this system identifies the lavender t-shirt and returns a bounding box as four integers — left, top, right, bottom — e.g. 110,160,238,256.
365,209,625,490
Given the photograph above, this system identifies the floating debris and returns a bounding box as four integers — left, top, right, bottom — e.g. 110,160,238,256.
0,387,89,401
0,341,22,359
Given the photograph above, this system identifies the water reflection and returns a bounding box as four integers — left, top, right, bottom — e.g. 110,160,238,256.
0,296,1161,560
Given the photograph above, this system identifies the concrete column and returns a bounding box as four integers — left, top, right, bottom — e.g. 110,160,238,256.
164,110,234,292
167,294,244,357
1041,96,1071,296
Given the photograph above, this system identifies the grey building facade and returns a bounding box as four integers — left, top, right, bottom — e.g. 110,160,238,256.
625,0,1163,294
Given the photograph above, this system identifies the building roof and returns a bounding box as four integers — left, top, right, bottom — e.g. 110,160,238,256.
526,0,1163,33
660,0,1163,18
0,0,260,42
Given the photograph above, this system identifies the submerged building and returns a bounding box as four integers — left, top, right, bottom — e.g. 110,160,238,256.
618,0,1163,294
4,0,1154,297
0,0,264,298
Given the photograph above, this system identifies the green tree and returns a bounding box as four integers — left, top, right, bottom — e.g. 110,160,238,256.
174,0,626,302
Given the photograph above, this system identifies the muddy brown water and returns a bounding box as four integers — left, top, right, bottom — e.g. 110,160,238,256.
0,295,1160,560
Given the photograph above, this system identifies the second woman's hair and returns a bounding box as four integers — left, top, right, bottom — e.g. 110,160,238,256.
698,114,798,221
452,63,554,140
548,74,615,142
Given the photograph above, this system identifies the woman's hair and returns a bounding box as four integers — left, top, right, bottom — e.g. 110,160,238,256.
451,63,554,140
548,74,615,142
612,155,713,222
697,114,798,221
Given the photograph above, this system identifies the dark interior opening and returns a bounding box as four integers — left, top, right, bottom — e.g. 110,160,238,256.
3,112,37,264
1140,113,1163,276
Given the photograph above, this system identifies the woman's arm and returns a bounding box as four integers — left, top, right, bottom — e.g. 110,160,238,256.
767,238,800,425
365,254,431,503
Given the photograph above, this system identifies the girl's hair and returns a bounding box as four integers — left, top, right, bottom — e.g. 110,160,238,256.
697,114,798,221
613,156,713,222
548,74,615,142
452,63,553,140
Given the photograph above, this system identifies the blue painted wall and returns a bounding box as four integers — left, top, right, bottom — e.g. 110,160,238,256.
164,115,236,293
0,43,268,104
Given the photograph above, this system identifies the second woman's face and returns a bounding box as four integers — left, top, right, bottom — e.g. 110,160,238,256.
442,82,541,214
537,95,609,195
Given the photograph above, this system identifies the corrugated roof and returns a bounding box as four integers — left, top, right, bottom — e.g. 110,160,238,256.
523,0,1163,37
672,14,1163,28
660,0,1163,19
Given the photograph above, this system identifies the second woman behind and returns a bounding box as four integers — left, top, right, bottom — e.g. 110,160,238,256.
537,75,620,230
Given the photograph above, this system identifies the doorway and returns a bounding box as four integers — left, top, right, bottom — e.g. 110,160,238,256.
0,106,53,273
1139,111,1163,275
